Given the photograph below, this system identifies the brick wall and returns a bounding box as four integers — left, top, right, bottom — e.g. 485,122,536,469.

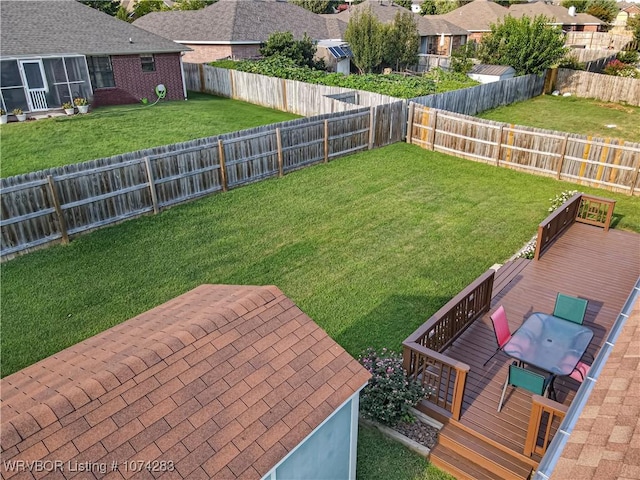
181,44,261,63
93,53,185,107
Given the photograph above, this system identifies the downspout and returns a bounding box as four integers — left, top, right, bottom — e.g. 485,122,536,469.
179,54,188,100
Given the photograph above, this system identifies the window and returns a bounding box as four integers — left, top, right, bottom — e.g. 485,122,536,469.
86,56,115,88
141,55,156,72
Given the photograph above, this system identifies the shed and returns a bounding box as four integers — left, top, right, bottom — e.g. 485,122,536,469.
0,284,371,480
467,64,516,84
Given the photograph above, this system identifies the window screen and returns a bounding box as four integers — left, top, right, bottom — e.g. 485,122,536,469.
86,56,115,88
141,55,156,72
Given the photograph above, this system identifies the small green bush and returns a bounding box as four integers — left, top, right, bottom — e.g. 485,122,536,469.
359,347,432,426
616,50,639,65
548,189,579,212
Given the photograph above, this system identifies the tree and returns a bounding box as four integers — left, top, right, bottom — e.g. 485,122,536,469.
260,32,318,69
172,0,217,10
345,7,386,73
628,15,640,44
130,0,169,21
450,42,476,74
435,0,459,14
392,0,413,9
290,0,339,14
420,0,436,15
585,0,618,24
477,15,568,75
384,11,420,70
78,0,120,16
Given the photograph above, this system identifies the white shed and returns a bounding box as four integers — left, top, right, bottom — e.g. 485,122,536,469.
468,64,516,84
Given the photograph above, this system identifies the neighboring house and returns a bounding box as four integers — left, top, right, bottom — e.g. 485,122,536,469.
508,2,605,32
332,0,469,56
0,0,189,115
436,0,508,43
467,64,516,83
612,2,640,34
133,0,347,64
0,284,371,480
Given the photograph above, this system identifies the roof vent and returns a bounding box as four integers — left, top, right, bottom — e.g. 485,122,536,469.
568,6,576,16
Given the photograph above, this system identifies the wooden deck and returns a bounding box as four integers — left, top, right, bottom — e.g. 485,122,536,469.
421,222,640,479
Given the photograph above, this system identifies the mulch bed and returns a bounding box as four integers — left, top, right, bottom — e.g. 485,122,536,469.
394,419,439,449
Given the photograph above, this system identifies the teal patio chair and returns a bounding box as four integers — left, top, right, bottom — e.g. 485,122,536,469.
498,361,552,412
553,293,588,325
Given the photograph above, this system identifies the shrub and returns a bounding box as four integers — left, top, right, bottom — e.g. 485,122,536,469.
603,59,640,78
557,54,585,71
359,347,432,426
548,190,579,212
616,50,639,65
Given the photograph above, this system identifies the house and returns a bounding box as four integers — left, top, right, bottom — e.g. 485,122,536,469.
508,1,605,32
133,0,348,64
436,0,508,43
0,0,189,115
0,284,371,479
612,1,640,34
467,64,516,83
332,0,469,57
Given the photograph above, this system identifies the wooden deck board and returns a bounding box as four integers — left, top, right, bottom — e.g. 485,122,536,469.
434,223,640,469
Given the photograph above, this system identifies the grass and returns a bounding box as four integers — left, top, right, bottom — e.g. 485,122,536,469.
0,92,299,178
3,143,639,479
357,425,455,480
477,95,640,143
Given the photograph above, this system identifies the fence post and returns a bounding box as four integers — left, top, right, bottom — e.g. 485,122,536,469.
229,69,236,99
276,128,284,177
495,125,504,166
505,124,515,164
198,63,205,93
324,120,329,163
46,175,69,245
428,110,438,151
281,78,288,112
630,154,640,196
217,139,228,192
407,102,415,145
368,106,376,149
556,133,570,180
143,157,159,214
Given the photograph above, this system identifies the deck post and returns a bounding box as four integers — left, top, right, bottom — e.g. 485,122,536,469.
451,366,468,421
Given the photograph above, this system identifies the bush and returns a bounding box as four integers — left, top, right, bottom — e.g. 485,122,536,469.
557,54,585,71
616,50,639,65
603,59,640,78
548,190,579,213
359,348,432,426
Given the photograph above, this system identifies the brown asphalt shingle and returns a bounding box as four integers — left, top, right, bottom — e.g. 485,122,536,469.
0,285,370,479
550,302,640,480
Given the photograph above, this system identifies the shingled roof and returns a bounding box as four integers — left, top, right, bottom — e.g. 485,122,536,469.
133,0,347,43
437,0,508,33
333,0,468,36
0,285,370,479
508,2,604,27
0,0,188,57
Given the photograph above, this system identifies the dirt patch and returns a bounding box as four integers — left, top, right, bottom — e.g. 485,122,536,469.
595,102,634,113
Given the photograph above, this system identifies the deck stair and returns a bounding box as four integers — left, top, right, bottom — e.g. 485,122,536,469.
430,421,533,480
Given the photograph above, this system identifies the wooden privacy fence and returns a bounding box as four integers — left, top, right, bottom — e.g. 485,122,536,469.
403,269,494,420
564,31,636,50
534,193,616,260
409,73,545,116
407,103,640,195
1,107,395,259
183,63,403,117
554,68,640,107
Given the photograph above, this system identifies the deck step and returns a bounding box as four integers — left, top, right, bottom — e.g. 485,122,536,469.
436,423,533,480
430,443,499,480
492,258,530,300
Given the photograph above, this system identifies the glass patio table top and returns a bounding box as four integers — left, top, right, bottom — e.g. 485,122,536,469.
502,312,594,376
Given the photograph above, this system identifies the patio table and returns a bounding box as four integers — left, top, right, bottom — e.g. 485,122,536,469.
502,312,594,395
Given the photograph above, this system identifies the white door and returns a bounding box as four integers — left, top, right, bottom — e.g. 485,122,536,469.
19,60,48,111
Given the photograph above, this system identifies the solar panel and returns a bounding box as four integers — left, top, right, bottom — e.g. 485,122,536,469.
341,45,353,57
328,46,342,58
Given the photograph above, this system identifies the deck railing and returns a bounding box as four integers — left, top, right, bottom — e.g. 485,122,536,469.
534,193,616,260
403,269,494,420
524,395,568,457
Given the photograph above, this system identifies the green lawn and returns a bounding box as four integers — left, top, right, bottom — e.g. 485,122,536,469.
3,142,639,378
477,95,640,143
0,92,299,178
